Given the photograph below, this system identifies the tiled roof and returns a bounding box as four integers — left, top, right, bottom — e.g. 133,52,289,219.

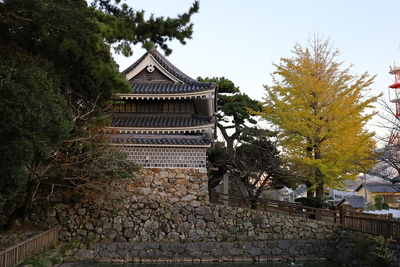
391,176,400,184
356,184,400,193
288,185,307,197
108,134,212,146
111,114,214,128
130,83,214,94
338,196,365,209
122,49,216,94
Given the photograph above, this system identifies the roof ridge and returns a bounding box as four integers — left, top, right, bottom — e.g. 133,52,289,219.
149,49,201,85
123,49,215,87
121,51,149,75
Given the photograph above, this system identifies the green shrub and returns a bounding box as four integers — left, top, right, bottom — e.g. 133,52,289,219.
24,249,62,267
374,195,384,210
382,202,390,210
370,235,399,267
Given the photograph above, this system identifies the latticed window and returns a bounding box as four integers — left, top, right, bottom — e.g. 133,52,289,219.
115,100,195,114
122,146,206,168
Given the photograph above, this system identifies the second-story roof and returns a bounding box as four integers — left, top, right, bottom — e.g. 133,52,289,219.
111,114,214,128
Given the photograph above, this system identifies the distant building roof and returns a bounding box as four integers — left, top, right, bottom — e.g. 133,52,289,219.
288,185,307,197
355,184,400,193
391,176,400,184
337,196,365,209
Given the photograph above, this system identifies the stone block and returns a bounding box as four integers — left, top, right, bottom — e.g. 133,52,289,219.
242,221,253,229
167,232,180,241
194,206,212,215
148,249,161,259
74,250,94,261
114,236,127,242
181,194,196,202
170,243,185,253
189,200,202,207
196,219,207,230
229,248,243,256
199,242,214,252
186,243,200,252
277,240,291,250
249,247,262,257
272,247,282,255
138,250,148,259
113,223,123,232
177,222,190,232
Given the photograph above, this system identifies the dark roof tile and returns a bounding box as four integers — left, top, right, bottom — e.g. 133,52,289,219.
111,114,214,128
391,176,400,184
338,196,365,209
130,83,214,94
288,185,307,197
108,134,212,146
363,184,400,193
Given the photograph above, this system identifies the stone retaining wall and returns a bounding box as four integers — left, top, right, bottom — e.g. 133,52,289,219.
54,202,334,243
5,168,400,266
64,236,400,266
1,168,337,244
64,240,334,263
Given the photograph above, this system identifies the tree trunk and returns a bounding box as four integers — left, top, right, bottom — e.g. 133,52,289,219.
216,122,238,158
5,207,26,230
4,180,38,230
315,182,324,198
306,182,314,198
314,147,325,198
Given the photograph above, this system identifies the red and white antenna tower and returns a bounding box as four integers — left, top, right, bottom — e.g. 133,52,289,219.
388,61,400,145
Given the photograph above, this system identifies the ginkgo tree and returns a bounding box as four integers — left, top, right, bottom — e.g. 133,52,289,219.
253,34,380,198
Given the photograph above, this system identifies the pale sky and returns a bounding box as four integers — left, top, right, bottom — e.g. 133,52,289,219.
113,0,400,136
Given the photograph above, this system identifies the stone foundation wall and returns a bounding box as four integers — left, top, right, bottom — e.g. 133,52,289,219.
52,203,334,243
64,236,400,266
65,240,334,263
1,168,336,245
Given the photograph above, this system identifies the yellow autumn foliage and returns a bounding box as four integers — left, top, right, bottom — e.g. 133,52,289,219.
253,35,380,197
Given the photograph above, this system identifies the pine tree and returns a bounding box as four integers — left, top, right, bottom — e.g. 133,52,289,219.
0,0,199,227
200,77,287,198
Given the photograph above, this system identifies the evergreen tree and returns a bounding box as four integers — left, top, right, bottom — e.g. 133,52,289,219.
198,77,261,155
0,0,199,227
0,49,73,206
200,77,287,198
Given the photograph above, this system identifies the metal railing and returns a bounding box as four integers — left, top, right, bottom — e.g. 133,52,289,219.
0,225,61,267
210,189,400,239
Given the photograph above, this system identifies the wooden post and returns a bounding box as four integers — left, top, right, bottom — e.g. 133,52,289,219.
340,208,346,225
222,173,229,206
315,209,320,221
209,188,216,203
